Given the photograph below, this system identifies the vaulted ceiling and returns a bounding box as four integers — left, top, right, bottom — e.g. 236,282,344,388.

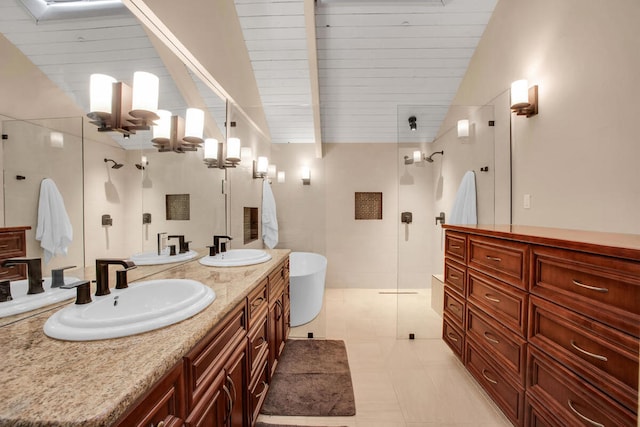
0,0,497,150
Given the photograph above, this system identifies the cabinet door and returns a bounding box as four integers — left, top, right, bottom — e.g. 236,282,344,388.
225,340,248,427
186,370,227,427
268,292,285,377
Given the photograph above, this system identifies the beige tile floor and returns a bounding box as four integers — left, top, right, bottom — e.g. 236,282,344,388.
258,288,512,427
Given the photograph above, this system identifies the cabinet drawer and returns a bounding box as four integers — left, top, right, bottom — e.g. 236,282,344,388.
269,260,286,302
467,303,527,384
0,264,26,281
248,311,269,379
442,315,464,361
184,304,246,410
525,393,566,427
445,231,466,263
469,236,528,290
531,246,640,337
443,288,465,329
248,358,269,426
247,278,268,329
444,258,465,297
528,295,638,412
0,231,27,257
468,270,528,337
527,346,636,427
465,339,525,426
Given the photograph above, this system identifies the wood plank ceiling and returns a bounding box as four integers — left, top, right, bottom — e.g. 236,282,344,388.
0,0,497,147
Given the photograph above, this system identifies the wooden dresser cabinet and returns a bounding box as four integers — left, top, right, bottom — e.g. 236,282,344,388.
442,225,639,427
0,226,30,281
115,257,290,427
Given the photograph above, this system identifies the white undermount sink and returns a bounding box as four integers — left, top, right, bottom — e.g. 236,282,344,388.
0,276,81,318
199,249,272,267
43,279,215,341
130,250,198,265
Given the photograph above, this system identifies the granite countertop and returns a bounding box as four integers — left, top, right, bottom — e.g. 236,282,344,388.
0,248,290,427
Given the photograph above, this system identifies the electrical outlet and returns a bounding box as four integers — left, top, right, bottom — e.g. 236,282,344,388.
523,194,531,209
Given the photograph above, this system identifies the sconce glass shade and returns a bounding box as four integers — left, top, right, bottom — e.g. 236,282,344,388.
267,164,277,179
131,71,159,118
49,131,64,148
301,166,310,180
413,151,422,163
511,79,530,108
152,110,172,141
227,137,241,162
204,138,219,160
141,155,148,166
257,156,269,174
277,171,285,183
184,108,204,143
457,119,469,138
89,73,116,116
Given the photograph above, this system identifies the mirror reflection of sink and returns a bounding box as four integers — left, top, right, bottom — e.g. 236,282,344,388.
0,276,81,318
130,250,198,265
44,279,215,341
199,249,272,267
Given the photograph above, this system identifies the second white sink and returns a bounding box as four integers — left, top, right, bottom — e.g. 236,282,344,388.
0,276,81,318
43,279,215,341
199,249,272,267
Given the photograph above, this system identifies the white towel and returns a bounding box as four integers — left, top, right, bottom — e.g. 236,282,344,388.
261,179,279,249
36,178,73,264
449,171,477,225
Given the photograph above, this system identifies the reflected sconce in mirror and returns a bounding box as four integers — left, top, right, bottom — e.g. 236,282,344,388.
301,166,311,185
203,137,242,168
277,171,286,183
408,116,417,131
135,155,148,170
253,156,269,178
510,79,538,117
88,72,160,136
152,108,205,153
404,150,422,165
49,131,64,148
457,119,469,138
267,164,277,179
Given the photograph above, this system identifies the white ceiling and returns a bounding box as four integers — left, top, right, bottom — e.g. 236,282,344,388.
0,0,498,148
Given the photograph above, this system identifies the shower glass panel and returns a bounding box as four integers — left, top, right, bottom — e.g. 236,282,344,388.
396,105,495,339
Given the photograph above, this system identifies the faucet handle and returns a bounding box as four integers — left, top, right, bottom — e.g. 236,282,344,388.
0,280,12,302
206,245,217,257
61,280,92,305
115,266,137,290
51,265,77,288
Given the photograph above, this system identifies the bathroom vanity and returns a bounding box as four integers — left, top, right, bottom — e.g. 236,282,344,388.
0,249,290,427
0,226,30,280
442,225,639,427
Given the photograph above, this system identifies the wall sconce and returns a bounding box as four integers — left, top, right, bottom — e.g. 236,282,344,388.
49,131,64,148
404,150,422,165
135,155,148,170
301,166,311,185
457,119,469,138
277,171,286,183
203,138,242,168
88,72,159,136
510,79,538,117
267,164,277,179
408,116,417,131
152,108,205,153
253,156,269,178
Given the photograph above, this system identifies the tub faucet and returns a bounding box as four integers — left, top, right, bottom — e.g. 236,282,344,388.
95,259,136,296
168,235,190,254
1,258,43,295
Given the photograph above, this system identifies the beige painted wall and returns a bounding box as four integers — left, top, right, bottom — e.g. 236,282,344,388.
452,0,640,234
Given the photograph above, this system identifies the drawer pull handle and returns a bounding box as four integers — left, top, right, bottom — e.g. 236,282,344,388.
0,271,8,276
484,294,500,303
486,255,501,262
0,245,8,249
447,304,460,312
447,332,458,342
483,332,500,344
450,274,460,280
451,245,461,249
481,369,498,385
572,279,608,293
255,381,268,399
251,296,265,309
567,399,605,427
570,340,608,362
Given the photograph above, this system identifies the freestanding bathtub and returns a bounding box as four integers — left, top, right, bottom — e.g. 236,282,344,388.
289,252,327,327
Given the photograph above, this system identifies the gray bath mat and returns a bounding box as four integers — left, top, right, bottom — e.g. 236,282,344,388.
260,339,356,416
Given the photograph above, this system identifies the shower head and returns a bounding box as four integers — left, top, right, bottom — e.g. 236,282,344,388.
425,151,444,163
104,158,124,169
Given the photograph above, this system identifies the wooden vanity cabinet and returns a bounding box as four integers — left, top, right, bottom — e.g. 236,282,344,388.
442,225,639,427
268,259,289,378
0,226,30,281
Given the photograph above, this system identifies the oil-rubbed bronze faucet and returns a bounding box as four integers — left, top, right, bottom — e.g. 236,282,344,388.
168,235,191,254
94,259,136,296
1,258,43,295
